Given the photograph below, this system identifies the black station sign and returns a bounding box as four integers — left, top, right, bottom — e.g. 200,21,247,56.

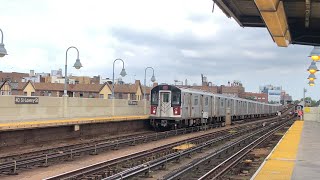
15,97,39,104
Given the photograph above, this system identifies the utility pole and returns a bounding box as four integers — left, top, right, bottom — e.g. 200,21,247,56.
303,88,307,107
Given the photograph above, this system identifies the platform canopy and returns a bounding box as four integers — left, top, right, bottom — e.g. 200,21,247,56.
215,0,320,47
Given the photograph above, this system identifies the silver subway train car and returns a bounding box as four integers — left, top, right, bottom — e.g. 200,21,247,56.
150,85,282,130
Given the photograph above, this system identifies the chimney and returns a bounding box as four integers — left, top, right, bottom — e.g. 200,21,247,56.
30,70,35,77
135,80,140,85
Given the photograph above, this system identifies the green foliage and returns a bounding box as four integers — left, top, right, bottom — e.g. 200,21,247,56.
245,96,255,101
299,97,320,107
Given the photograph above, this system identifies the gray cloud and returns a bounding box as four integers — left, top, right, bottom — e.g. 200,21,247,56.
107,22,311,100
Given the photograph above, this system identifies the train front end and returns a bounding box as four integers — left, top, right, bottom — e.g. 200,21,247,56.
150,85,182,130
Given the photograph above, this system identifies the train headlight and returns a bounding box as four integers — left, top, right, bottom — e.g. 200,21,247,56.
173,106,181,115
151,106,157,115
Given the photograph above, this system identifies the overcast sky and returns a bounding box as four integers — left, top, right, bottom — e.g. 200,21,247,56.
0,0,317,100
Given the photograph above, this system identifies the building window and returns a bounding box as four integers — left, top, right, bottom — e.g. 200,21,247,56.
31,92,35,96
1,92,4,95
24,92,27,96
99,94,104,98
130,93,135,100
48,91,52,96
80,93,83,98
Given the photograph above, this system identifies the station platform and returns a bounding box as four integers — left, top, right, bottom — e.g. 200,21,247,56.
0,115,149,131
252,120,320,180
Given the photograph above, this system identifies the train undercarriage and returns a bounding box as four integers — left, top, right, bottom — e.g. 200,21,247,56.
150,113,277,131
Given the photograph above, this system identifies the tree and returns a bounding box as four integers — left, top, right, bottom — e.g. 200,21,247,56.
293,100,300,104
245,96,255,101
299,97,317,107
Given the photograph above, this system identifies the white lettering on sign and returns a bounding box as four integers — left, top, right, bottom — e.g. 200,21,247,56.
15,97,39,104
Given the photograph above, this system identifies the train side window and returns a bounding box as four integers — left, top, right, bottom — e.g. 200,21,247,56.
205,97,209,106
194,96,199,106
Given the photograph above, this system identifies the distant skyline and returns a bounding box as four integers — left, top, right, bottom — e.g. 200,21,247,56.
0,0,317,100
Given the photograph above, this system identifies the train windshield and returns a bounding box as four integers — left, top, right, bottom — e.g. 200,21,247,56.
151,91,159,105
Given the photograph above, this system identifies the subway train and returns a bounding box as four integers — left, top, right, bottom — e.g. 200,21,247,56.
150,85,282,130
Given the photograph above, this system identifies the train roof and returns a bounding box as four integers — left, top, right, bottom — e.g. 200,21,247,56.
152,85,281,107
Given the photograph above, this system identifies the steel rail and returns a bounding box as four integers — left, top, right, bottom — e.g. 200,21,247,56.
198,120,291,179
0,106,292,176
45,119,275,180
165,119,293,180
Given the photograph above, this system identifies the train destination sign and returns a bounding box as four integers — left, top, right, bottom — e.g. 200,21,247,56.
15,97,39,104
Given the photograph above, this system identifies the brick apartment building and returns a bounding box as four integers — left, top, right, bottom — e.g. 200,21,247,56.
242,92,268,103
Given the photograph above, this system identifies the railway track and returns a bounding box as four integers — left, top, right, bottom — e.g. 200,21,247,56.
0,107,293,176
164,118,293,180
44,116,290,180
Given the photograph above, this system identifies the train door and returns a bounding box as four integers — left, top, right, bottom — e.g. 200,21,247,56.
159,91,171,117
219,98,225,116
182,93,191,118
216,97,220,116
192,95,200,118
200,95,204,114
210,96,214,118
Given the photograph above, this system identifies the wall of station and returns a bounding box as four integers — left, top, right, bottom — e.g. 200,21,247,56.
0,96,149,123
303,107,320,122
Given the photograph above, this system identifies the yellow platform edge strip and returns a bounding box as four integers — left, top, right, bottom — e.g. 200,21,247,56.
252,120,304,180
0,115,150,131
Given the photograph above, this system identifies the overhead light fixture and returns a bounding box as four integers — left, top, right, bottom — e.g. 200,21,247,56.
0,28,7,57
308,80,315,86
309,46,320,61
307,74,316,81
307,61,319,74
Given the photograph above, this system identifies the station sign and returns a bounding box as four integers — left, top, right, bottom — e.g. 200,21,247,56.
128,100,138,105
15,97,39,104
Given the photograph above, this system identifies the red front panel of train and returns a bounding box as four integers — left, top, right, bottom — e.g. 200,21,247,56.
151,106,157,115
173,106,181,115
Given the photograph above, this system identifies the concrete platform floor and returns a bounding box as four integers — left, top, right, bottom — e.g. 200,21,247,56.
292,121,320,180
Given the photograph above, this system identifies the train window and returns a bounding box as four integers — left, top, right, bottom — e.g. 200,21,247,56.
172,92,180,105
162,93,169,103
205,97,209,106
151,92,158,105
194,96,199,106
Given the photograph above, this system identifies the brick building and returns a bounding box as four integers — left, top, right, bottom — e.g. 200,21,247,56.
0,71,29,82
10,81,112,98
242,92,268,103
220,85,245,97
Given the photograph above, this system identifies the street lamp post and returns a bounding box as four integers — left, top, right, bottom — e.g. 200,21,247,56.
112,59,127,99
0,28,8,57
303,88,307,107
64,46,83,96
144,67,156,100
